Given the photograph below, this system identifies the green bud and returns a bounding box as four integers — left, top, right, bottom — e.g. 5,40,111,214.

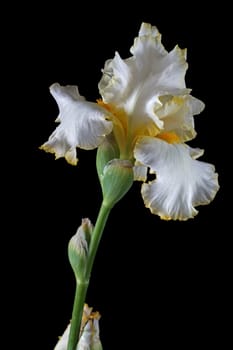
68,218,93,282
96,134,119,181
101,159,134,208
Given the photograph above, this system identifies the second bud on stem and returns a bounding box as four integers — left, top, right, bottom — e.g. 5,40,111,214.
101,159,134,208
68,218,93,282
96,135,134,209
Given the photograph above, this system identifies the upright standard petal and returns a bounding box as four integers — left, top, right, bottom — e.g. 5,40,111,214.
98,22,191,136
40,83,113,165
134,137,219,220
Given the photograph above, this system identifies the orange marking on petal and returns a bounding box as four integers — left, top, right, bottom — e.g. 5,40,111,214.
157,132,180,144
97,99,128,131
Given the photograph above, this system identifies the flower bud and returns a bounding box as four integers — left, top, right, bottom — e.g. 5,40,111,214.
68,218,93,282
101,159,134,208
54,304,102,350
96,134,119,181
78,304,103,350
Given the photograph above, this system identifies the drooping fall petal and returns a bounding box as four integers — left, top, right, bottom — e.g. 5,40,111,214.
134,137,219,220
41,83,113,165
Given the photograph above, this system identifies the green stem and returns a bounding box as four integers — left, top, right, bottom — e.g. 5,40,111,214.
67,281,88,350
86,203,112,279
67,202,112,350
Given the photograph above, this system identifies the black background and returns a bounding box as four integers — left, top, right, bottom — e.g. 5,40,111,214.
8,2,229,349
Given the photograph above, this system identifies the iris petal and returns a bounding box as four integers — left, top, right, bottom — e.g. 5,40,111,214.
99,22,202,138
41,83,113,165
134,137,219,220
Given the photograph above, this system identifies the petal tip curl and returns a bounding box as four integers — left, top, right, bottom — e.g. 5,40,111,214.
39,143,78,166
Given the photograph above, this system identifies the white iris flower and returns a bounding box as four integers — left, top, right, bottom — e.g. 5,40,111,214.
41,23,219,220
